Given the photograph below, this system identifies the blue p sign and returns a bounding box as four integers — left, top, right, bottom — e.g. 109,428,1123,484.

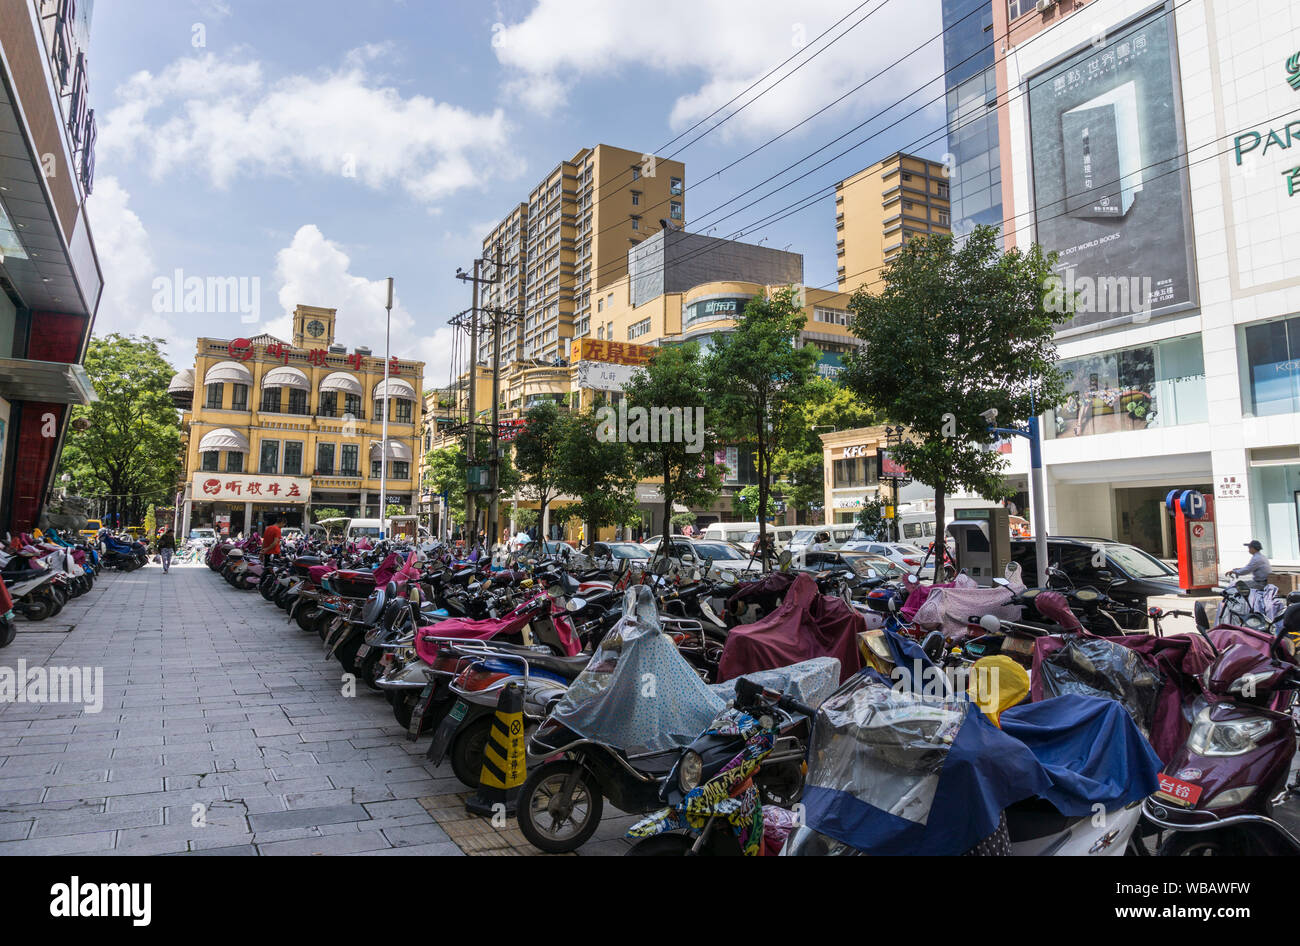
1179,490,1207,520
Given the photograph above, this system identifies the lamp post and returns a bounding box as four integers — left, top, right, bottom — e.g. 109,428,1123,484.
882,425,906,542
379,277,393,539
982,408,1048,588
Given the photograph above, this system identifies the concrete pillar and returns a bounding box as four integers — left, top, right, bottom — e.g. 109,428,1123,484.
360,490,368,518
243,501,253,535
180,498,192,538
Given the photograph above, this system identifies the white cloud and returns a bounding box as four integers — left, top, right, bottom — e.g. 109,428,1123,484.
101,51,520,204
85,176,197,364
492,0,944,139
273,225,457,387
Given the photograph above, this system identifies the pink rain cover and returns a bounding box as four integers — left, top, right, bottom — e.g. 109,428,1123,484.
718,572,864,683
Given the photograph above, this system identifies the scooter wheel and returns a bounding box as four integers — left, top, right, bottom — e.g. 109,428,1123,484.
19,600,51,622
1158,831,1246,856
449,717,495,789
356,649,384,691
296,605,320,633
516,760,604,854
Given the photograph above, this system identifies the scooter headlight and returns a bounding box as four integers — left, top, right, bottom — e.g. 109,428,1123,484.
1206,786,1256,809
1187,707,1272,756
678,750,703,793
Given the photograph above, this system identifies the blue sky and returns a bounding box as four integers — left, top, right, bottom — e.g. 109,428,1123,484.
86,0,947,383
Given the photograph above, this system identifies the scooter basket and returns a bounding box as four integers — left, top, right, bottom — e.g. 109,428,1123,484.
330,570,377,599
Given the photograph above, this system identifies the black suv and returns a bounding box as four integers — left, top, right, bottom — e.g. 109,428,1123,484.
1010,536,1182,630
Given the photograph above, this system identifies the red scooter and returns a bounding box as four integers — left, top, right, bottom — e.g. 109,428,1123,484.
1142,603,1300,855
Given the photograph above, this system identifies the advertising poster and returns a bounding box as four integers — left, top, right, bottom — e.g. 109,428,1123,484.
1026,8,1195,331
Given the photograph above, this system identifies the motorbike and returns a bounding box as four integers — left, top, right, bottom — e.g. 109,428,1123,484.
1141,603,1300,855
0,578,16,646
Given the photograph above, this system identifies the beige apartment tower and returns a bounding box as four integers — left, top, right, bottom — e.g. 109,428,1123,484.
478,144,686,366
835,152,952,295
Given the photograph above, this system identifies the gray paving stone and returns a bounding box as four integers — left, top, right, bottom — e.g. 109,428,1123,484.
247,803,371,833
257,830,392,856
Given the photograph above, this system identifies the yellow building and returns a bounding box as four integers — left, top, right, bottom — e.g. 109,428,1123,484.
169,304,424,537
836,152,952,295
477,143,686,365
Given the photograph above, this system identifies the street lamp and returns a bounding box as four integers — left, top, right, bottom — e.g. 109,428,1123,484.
981,407,1048,588
379,277,393,539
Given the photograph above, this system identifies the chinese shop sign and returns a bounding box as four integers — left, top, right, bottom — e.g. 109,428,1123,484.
192,473,312,503
226,338,405,373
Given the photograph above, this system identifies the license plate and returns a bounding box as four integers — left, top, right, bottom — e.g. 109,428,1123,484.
1155,774,1203,808
355,644,370,660
448,699,467,723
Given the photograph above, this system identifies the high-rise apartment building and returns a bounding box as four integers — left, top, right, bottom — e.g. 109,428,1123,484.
835,152,951,295
478,144,685,366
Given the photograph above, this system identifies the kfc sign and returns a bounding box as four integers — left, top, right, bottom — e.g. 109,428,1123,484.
192,473,311,504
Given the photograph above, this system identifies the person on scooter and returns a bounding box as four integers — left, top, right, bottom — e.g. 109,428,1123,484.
157,526,176,574
1228,539,1271,590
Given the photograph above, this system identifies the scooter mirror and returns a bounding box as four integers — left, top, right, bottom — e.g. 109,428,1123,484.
654,558,671,576
778,550,793,568
1193,600,1210,632
993,576,1010,588
720,569,738,584
921,630,946,662
979,613,1001,634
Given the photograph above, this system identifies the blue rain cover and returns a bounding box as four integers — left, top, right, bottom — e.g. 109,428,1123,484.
800,625,1160,855
997,694,1162,816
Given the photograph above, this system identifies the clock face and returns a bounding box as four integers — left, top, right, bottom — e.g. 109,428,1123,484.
306,319,325,338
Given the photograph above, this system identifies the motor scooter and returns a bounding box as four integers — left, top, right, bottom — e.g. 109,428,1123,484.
1141,603,1300,855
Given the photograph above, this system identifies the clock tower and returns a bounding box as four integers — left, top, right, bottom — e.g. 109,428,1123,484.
293,304,337,348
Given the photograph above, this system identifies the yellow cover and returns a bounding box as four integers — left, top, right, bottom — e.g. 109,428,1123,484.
967,655,1030,727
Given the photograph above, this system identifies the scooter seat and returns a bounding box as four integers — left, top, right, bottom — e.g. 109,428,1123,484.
523,652,591,679
1003,797,1073,842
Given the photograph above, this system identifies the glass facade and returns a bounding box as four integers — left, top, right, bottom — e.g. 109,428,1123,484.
1238,315,1300,417
1249,464,1300,564
941,0,1002,240
1046,334,1207,438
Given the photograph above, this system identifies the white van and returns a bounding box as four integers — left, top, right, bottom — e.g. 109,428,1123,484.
787,525,858,554
739,525,799,550
700,521,757,545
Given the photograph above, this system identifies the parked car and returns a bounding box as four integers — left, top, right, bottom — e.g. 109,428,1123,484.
188,527,217,547
840,539,935,579
739,525,800,550
581,541,651,562
1010,536,1183,630
786,525,857,555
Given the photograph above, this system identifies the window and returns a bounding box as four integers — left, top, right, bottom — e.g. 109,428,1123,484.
319,390,337,417
344,393,362,419
937,181,950,198
394,399,413,424
597,298,603,313
814,307,849,326
316,442,334,475
631,190,640,206
833,456,879,488
260,387,281,413
1240,316,1300,417
630,216,639,231
283,441,302,475
226,451,244,473
1050,335,1207,437
288,388,308,415
201,450,219,472
205,383,223,409
341,444,359,476
631,166,640,181
1008,0,1034,20
230,383,248,411
259,440,279,474
902,172,912,181
670,176,683,196
938,211,951,226
670,202,682,220
629,317,652,340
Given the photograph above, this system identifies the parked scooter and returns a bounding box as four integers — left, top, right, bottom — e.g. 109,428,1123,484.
1141,603,1300,855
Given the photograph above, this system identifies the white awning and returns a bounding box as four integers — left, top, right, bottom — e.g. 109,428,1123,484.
370,439,413,461
373,378,416,400
319,371,363,396
262,366,310,390
167,368,194,393
197,427,251,453
204,361,254,386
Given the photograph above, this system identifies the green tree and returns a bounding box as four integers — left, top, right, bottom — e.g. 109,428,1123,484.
56,334,183,528
773,375,876,520
706,287,819,567
733,484,777,521
512,402,570,535
854,498,887,541
143,505,157,546
423,446,467,526
840,226,1065,554
621,343,722,558
385,503,406,518
557,408,639,544
312,507,345,521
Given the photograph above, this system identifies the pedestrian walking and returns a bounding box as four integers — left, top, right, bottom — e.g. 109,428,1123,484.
157,526,176,574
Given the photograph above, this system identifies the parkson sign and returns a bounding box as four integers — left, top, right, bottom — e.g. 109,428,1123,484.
1234,52,1300,195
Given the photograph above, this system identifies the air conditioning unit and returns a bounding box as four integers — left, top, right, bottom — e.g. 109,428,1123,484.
1035,0,1056,11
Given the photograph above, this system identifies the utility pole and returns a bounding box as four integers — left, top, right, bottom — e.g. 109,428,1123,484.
456,259,496,545
379,276,393,538
488,239,504,550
